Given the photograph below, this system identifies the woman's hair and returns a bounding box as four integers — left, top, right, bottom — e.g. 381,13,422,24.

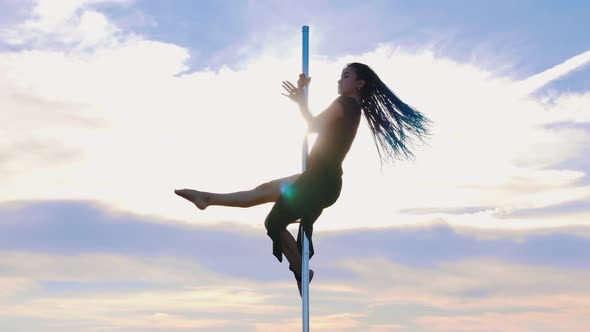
347,62,432,166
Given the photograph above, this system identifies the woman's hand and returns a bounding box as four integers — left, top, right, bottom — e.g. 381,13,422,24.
281,73,311,106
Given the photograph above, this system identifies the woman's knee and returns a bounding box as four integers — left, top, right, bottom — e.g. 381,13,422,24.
256,179,270,189
264,214,283,238
264,199,293,233
264,216,271,230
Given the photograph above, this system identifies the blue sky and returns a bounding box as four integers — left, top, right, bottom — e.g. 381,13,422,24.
1,0,589,331
95,0,590,81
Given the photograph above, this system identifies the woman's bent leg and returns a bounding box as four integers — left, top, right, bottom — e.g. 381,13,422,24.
280,228,301,272
280,228,314,297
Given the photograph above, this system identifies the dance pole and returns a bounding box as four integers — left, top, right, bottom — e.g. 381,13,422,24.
301,25,310,332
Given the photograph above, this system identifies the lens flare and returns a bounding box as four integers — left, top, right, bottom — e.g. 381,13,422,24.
280,182,297,202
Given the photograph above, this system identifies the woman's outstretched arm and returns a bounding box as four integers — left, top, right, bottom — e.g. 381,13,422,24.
302,100,345,134
282,74,344,133
297,102,316,132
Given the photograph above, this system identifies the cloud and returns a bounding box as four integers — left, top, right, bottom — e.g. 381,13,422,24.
1,0,133,47
495,194,590,218
326,258,590,332
0,139,81,180
1,200,590,331
2,200,590,275
2,248,589,331
517,50,590,95
1,1,589,232
399,206,496,215
2,2,590,331
0,252,296,330
416,311,588,332
0,200,277,280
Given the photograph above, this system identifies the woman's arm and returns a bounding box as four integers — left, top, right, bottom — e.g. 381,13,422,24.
297,103,315,130
305,100,345,134
282,74,344,133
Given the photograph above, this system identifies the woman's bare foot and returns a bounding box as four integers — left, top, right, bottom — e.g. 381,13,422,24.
174,189,210,210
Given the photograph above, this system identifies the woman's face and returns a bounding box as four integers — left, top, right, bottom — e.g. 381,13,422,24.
338,66,360,96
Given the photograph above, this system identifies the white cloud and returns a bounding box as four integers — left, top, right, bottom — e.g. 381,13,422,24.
323,257,590,332
3,0,132,48
2,3,589,332
516,50,590,95
0,2,589,232
1,252,589,331
0,252,296,330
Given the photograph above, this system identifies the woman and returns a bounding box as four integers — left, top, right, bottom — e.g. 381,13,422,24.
175,63,431,296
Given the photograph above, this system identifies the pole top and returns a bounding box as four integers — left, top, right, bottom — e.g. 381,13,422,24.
302,25,309,32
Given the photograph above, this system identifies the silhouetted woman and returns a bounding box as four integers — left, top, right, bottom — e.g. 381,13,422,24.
175,63,431,296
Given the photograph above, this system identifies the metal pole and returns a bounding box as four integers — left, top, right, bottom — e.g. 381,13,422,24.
301,25,310,332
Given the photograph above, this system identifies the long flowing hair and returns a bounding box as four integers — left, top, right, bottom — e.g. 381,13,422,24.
348,62,432,166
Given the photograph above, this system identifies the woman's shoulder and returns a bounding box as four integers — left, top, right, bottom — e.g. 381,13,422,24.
335,95,361,113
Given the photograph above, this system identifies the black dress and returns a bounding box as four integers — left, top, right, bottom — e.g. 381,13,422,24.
265,95,362,262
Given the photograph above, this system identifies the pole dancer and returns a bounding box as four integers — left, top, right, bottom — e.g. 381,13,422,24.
175,53,431,297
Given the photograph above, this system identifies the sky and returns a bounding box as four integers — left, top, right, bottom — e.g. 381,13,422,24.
0,0,589,331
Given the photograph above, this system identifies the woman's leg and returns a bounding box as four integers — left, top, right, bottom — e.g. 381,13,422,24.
280,228,314,296
175,173,301,209
280,228,301,272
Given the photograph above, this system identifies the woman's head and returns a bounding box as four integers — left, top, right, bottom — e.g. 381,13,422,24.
341,62,432,166
339,62,382,100
337,65,365,97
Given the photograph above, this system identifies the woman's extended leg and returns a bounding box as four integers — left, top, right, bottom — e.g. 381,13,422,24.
175,173,301,209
